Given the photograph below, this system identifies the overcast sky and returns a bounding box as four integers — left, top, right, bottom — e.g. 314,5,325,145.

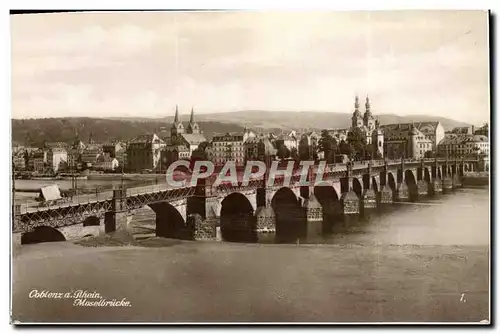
11,11,489,125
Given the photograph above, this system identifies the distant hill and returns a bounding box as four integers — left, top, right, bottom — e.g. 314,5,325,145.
110,110,471,131
11,118,251,147
12,111,470,146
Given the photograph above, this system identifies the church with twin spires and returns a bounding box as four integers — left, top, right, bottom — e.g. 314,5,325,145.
168,105,207,156
327,95,384,158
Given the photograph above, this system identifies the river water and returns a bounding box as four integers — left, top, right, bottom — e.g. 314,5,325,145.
320,187,489,246
128,186,489,247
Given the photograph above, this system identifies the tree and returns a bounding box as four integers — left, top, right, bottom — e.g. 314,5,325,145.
198,141,210,152
276,143,290,160
191,143,209,161
318,130,338,163
347,127,367,161
338,139,351,157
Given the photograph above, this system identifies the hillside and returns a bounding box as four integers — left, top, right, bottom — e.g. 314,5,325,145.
187,111,472,131
12,111,470,146
11,118,249,146
110,110,471,131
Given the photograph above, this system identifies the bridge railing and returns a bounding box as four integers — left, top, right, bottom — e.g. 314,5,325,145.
14,191,113,215
126,184,171,197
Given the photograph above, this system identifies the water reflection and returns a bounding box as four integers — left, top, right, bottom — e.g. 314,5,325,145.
129,186,488,247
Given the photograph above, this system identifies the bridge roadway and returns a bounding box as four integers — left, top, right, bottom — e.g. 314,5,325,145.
14,158,466,215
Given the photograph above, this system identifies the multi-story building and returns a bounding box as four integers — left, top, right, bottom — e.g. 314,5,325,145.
103,142,125,158
94,153,119,171
275,131,298,152
12,151,26,170
449,126,475,135
383,123,433,160
160,145,191,172
382,121,444,154
80,147,102,169
210,132,246,167
46,147,68,173
126,133,166,172
474,123,488,137
438,134,489,158
31,149,47,174
244,134,277,162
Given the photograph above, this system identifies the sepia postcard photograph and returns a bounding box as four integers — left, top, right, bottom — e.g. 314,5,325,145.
9,9,491,324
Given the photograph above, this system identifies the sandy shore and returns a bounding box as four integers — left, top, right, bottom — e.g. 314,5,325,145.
12,240,489,323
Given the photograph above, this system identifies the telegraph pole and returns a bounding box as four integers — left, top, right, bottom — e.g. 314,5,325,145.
121,150,125,192
12,161,15,225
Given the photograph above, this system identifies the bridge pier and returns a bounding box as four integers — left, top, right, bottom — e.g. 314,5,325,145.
452,173,462,188
104,189,132,242
362,163,377,212
362,188,377,211
395,182,410,202
341,163,360,217
442,177,453,193
416,180,428,199
341,191,360,216
303,192,323,240
428,178,442,196
379,186,393,204
255,205,276,242
186,179,219,241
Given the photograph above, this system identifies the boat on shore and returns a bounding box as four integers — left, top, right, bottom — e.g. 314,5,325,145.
58,174,88,180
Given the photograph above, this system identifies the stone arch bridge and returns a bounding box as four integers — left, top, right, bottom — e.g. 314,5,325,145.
13,158,480,244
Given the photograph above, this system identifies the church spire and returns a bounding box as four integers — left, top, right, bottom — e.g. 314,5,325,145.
174,105,179,123
190,106,195,123
354,95,360,113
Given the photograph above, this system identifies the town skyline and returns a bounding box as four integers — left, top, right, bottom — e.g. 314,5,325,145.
12,11,489,124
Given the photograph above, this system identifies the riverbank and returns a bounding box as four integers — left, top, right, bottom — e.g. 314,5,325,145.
12,240,489,323
87,173,165,181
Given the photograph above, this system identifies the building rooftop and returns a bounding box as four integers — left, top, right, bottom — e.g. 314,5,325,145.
180,133,207,145
212,132,245,141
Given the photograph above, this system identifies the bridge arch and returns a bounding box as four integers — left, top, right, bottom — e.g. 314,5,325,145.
424,167,431,183
404,169,417,187
83,216,100,227
271,187,305,243
437,166,443,180
21,226,66,245
149,202,191,240
352,177,363,198
314,182,341,233
220,192,256,243
371,176,379,193
387,172,397,191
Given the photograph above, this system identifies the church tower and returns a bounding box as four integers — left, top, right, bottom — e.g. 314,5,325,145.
371,119,384,158
351,95,363,129
186,107,200,134
171,105,184,140
363,96,375,131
